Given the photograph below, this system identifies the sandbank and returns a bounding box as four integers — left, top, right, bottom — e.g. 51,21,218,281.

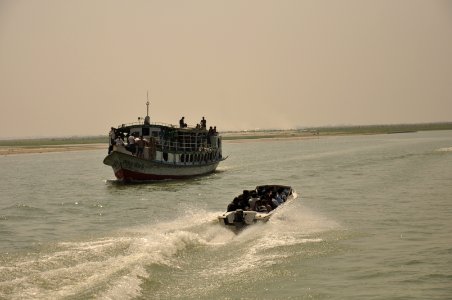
0,132,318,155
0,143,106,156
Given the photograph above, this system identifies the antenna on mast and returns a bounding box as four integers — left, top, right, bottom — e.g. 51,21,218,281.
146,91,150,117
144,91,151,125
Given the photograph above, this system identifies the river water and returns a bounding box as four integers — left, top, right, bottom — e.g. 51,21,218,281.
1,131,451,299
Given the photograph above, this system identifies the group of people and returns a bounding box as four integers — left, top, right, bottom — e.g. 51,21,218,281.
226,187,290,213
179,116,217,134
124,134,150,158
109,127,152,158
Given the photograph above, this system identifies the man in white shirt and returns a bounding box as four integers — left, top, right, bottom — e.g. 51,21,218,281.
127,134,136,155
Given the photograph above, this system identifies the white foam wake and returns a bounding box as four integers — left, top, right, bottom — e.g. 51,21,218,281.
436,147,452,152
0,203,339,299
0,210,235,300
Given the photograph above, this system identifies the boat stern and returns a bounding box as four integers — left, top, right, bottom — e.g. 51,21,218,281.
218,209,258,229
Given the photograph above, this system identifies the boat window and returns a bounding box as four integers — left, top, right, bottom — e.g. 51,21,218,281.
181,154,185,163
142,128,150,136
163,152,168,162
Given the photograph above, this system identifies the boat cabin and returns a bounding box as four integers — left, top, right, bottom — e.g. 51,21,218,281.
110,122,223,165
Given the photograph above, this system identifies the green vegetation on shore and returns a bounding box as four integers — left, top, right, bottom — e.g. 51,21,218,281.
222,122,452,140
0,136,107,147
311,122,452,135
1,122,451,147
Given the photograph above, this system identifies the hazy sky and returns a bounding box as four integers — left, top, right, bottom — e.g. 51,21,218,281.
1,0,451,138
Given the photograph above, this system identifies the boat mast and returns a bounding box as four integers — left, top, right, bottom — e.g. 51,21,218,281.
146,91,150,117
144,91,151,125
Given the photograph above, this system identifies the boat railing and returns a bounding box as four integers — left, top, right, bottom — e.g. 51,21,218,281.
117,121,201,130
157,138,217,153
114,120,221,154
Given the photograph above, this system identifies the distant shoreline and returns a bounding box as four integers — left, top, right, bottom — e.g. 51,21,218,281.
0,144,106,156
1,122,451,156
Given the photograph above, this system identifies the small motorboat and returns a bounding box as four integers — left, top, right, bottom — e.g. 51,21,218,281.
218,185,297,231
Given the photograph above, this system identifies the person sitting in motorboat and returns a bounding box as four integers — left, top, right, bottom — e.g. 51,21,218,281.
237,190,251,210
263,190,279,212
227,191,252,211
274,189,285,204
277,188,287,202
227,197,240,212
248,191,260,211
283,188,291,200
254,198,268,213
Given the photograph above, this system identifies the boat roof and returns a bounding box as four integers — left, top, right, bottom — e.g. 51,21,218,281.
115,122,209,133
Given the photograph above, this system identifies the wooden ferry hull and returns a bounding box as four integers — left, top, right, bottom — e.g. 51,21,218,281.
103,151,220,182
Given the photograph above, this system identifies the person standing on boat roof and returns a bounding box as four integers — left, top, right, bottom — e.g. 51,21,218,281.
179,117,187,128
200,117,206,129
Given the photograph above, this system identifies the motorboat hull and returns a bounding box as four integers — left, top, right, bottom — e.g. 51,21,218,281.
218,209,274,231
218,185,297,231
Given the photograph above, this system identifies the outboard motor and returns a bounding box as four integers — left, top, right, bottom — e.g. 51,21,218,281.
234,209,244,223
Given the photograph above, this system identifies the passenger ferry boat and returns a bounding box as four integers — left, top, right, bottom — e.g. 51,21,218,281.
103,101,226,182
218,185,297,231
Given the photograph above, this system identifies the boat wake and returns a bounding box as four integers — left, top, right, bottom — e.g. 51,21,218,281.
435,146,452,152
0,202,340,299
